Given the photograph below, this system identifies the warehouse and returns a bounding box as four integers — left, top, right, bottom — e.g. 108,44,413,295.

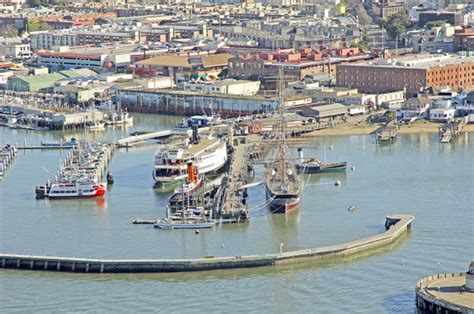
301,103,347,122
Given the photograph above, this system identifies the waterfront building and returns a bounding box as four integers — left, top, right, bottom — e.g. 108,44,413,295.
117,88,279,116
301,103,348,122
181,79,261,96
336,54,474,96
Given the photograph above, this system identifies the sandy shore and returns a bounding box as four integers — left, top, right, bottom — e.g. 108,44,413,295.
309,121,474,137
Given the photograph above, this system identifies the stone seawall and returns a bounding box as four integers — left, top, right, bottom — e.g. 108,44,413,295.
0,214,414,274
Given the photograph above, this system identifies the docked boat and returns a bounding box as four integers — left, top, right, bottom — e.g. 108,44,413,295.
105,110,133,126
154,217,216,230
172,115,219,132
36,177,106,199
265,162,301,213
86,121,105,131
152,128,227,186
297,159,347,174
264,71,301,214
41,137,78,147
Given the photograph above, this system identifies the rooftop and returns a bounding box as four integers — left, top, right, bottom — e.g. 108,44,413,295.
343,54,474,69
136,53,233,68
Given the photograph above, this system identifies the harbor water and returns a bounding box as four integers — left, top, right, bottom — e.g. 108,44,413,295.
0,114,472,312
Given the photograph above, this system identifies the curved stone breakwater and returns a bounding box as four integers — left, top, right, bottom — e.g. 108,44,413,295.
0,214,414,274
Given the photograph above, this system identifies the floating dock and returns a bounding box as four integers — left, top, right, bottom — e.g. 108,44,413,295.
0,214,414,273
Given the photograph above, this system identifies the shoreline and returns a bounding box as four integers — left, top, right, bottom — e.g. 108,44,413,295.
309,121,474,137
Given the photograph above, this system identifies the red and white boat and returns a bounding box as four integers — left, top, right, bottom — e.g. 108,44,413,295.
36,178,106,199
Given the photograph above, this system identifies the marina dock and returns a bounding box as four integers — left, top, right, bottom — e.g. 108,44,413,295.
377,120,398,142
116,130,173,147
0,145,18,180
218,135,257,222
0,214,414,273
439,119,466,143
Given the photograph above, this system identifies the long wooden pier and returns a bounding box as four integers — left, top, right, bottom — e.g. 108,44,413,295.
218,136,253,222
0,215,414,273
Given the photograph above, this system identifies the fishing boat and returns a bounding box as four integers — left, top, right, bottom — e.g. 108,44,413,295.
152,127,227,187
105,110,133,126
86,121,106,131
264,70,301,214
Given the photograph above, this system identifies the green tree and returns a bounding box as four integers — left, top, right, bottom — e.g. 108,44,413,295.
425,20,447,29
383,12,412,40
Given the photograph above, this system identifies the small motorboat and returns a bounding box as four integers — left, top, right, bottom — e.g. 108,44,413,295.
106,171,114,185
297,158,347,174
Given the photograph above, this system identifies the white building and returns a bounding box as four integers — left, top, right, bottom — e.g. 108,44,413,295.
29,31,77,51
429,108,455,122
0,70,13,88
182,79,261,96
0,42,31,60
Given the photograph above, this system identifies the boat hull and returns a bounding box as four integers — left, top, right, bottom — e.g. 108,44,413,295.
154,221,216,230
265,186,300,214
297,162,347,174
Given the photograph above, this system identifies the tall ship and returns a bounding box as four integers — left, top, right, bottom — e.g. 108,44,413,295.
264,70,301,214
153,127,228,187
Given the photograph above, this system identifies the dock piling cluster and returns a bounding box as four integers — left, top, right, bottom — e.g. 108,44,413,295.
0,144,18,180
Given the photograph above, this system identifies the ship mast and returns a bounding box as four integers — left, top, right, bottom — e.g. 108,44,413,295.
277,65,287,184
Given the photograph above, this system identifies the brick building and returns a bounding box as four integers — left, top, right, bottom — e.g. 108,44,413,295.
454,27,474,52
336,54,474,96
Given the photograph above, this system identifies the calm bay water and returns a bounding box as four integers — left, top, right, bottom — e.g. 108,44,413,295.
0,114,472,312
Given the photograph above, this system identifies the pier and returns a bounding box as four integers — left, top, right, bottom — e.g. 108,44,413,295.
439,119,466,143
116,130,173,147
0,214,414,273
416,272,473,313
218,135,256,222
377,120,398,142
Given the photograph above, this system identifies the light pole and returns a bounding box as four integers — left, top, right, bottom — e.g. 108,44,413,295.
437,261,441,298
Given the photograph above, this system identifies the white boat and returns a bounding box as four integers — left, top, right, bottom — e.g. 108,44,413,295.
105,111,133,126
154,217,216,230
153,134,227,186
36,177,106,199
86,121,105,130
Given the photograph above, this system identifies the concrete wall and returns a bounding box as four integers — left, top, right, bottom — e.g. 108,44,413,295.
0,215,414,274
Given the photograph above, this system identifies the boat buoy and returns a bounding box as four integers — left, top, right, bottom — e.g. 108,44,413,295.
195,230,200,234
351,166,356,171
335,180,341,186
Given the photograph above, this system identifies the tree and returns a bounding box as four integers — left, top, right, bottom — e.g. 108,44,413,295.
0,25,18,38
382,12,412,40
425,20,447,29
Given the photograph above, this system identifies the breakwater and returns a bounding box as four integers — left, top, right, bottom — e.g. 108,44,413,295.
416,273,473,313
0,214,413,273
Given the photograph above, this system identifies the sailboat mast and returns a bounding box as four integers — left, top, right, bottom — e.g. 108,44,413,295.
277,65,287,183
